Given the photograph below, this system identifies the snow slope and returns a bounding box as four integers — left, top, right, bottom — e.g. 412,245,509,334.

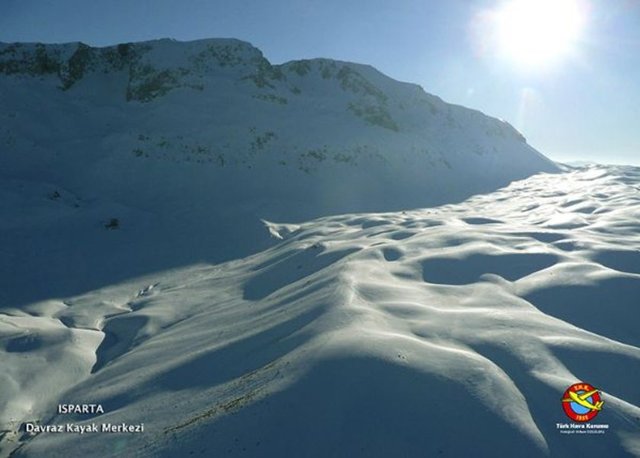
0,38,557,307
2,38,637,457
2,164,639,457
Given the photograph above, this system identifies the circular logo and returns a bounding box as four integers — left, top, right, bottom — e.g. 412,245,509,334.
561,382,604,422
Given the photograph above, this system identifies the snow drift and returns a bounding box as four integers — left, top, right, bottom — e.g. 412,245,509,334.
3,39,636,458
2,164,639,457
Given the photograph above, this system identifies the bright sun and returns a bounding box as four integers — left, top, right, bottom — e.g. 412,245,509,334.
493,0,587,69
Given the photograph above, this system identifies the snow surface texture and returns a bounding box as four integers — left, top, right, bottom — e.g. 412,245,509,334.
2,164,639,457
1,38,638,457
0,38,557,308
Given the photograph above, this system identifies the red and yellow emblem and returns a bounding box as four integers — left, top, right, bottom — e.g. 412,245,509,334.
561,382,604,422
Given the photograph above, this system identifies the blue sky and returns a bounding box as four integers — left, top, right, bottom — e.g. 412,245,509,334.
1,0,638,165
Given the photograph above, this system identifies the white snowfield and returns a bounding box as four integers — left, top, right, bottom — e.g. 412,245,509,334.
1,164,639,457
0,38,638,457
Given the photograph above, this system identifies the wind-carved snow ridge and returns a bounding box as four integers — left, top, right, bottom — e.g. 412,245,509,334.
2,165,639,457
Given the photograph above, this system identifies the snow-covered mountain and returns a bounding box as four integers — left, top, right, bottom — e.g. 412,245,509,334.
0,38,555,197
5,39,637,458
0,38,557,308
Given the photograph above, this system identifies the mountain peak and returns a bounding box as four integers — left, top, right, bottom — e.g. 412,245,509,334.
0,37,557,232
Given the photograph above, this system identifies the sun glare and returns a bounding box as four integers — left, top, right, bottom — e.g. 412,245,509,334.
493,0,587,69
